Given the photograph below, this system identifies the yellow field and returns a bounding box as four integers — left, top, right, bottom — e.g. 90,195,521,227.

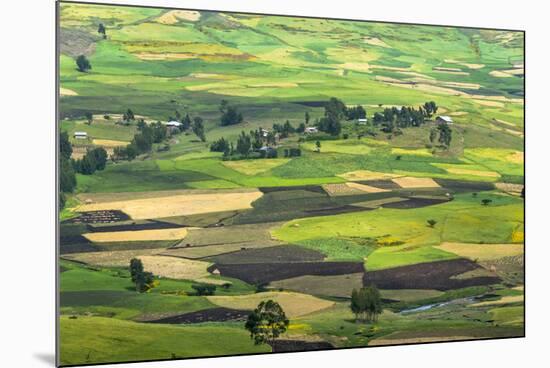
207,291,335,318
392,177,440,188
470,295,524,307
222,158,290,175
346,182,389,193
77,190,263,220
92,139,129,148
83,228,188,243
369,336,475,346
495,183,524,195
379,289,444,302
435,242,524,261
62,248,166,267
338,170,401,181
60,87,78,96
155,10,200,24
138,255,222,284
443,167,500,178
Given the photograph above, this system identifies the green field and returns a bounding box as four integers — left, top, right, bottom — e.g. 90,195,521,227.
58,2,524,365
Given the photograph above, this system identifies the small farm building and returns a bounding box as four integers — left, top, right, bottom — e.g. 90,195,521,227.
436,116,453,125
357,118,368,124
305,126,318,134
165,121,182,128
74,131,88,139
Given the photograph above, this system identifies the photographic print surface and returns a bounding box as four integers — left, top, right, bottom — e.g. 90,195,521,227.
57,1,525,366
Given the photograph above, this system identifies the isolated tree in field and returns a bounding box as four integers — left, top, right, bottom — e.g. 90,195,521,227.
429,127,438,144
60,131,73,160
305,111,310,125
191,283,216,296
350,285,382,322
97,23,106,38
481,199,493,206
236,131,252,156
181,113,192,130
245,300,289,345
437,123,452,148
427,219,437,228
123,108,135,121
76,55,91,72
192,116,206,142
315,140,321,152
85,112,93,125
220,100,243,126
129,258,154,293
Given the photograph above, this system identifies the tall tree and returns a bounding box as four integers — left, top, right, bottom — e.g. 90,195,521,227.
236,131,251,156
220,100,243,126
305,111,310,125
59,131,72,160
245,300,289,345
76,55,91,72
97,23,106,38
192,116,206,142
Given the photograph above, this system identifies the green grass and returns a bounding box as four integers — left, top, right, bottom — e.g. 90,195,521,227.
273,192,524,270
60,316,270,366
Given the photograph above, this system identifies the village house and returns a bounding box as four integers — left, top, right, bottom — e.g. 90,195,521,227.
436,116,453,125
357,118,368,125
304,126,318,134
259,128,270,138
164,120,182,134
74,131,88,139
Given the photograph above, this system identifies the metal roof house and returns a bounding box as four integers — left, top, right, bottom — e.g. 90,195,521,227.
304,126,318,134
436,116,453,124
164,121,182,127
74,131,88,139
357,118,368,124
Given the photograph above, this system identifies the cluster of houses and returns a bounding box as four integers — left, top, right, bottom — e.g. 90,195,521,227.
73,115,453,141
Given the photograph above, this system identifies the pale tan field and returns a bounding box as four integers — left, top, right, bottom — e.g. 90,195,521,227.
71,146,88,160
472,99,505,107
346,182,389,193
435,242,524,261
322,183,366,197
77,190,263,220
392,177,440,188
379,289,444,302
60,87,78,96
443,167,500,178
62,248,166,267
76,188,255,204
156,10,200,24
269,274,364,298
364,37,390,48
353,197,408,208
369,336,475,346
138,255,223,284
207,291,335,318
135,53,195,61
338,170,401,181
495,183,524,195
160,241,278,259
92,139,129,148
83,228,188,243
449,111,468,116
470,295,524,308
444,59,485,70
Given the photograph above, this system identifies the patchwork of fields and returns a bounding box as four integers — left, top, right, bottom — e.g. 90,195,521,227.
58,2,524,366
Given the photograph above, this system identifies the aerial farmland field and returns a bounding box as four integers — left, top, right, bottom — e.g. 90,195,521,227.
57,1,524,366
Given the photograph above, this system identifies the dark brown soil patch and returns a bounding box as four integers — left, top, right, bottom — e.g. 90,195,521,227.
87,220,183,232
359,180,402,190
210,262,365,285
363,259,501,291
304,205,371,216
269,340,335,352
381,197,450,209
142,308,250,324
259,185,327,195
59,235,99,254
206,245,325,264
433,179,495,193
64,210,131,224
